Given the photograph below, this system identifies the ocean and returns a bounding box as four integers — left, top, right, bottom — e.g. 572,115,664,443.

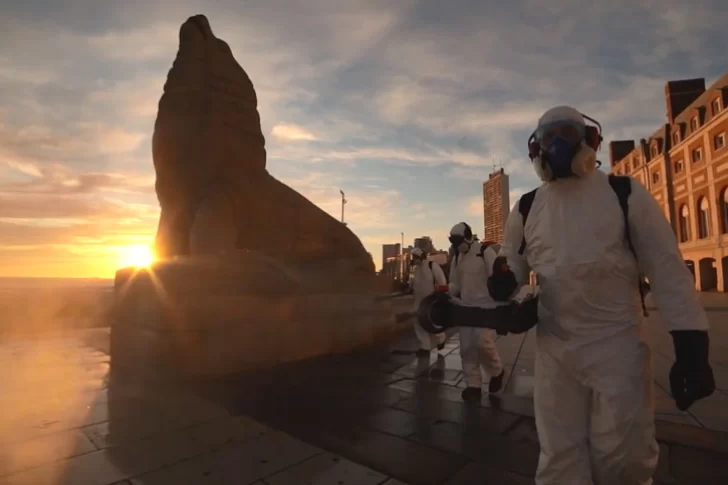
0,277,114,291
0,278,115,338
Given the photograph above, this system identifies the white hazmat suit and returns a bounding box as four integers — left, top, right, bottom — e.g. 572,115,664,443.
500,106,709,485
448,237,505,391
411,250,448,351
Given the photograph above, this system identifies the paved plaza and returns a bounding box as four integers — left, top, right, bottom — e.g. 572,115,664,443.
0,296,727,484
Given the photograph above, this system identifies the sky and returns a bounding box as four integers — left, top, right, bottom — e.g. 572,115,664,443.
1,0,727,277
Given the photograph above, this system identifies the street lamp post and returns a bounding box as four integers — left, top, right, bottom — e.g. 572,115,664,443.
340,189,347,225
400,231,404,280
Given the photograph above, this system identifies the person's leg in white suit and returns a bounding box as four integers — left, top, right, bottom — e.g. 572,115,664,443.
534,340,659,485
414,320,432,350
460,327,503,399
589,342,659,485
534,347,594,484
478,328,504,387
414,321,447,355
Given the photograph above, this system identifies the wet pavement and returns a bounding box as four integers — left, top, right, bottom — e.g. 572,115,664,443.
646,291,728,312
1,320,728,485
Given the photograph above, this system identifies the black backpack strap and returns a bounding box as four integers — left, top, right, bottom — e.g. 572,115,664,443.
608,175,649,317
517,189,538,255
477,242,490,259
428,261,435,286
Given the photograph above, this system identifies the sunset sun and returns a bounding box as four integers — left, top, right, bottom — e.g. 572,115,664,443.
117,244,155,269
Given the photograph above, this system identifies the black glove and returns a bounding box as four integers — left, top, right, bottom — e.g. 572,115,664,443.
669,330,715,411
497,294,539,335
487,256,518,302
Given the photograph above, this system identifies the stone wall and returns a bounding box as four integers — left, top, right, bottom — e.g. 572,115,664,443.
112,253,404,378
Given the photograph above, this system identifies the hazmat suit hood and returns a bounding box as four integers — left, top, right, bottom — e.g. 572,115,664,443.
411,247,426,262
530,105,600,182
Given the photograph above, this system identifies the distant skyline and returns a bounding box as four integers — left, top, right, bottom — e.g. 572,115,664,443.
1,1,727,276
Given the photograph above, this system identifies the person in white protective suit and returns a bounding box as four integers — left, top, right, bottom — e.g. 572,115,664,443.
447,222,506,401
493,105,715,484
410,248,448,357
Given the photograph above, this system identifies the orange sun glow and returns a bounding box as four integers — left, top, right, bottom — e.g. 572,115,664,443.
117,244,155,269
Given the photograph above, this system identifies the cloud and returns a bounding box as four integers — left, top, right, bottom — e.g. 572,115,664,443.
446,165,490,181
372,76,544,136
0,117,148,174
1,0,727,276
280,170,403,231
510,187,527,203
0,159,154,196
0,148,158,276
85,22,179,63
4,160,43,178
0,196,158,277
467,197,483,217
86,76,165,118
271,123,318,142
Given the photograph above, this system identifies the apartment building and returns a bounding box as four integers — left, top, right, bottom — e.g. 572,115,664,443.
414,236,435,254
381,243,401,278
483,168,510,243
610,73,728,291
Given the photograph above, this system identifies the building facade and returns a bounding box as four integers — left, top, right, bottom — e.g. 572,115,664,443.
381,243,401,278
428,250,449,266
483,168,510,243
414,236,435,254
402,246,414,282
610,73,728,292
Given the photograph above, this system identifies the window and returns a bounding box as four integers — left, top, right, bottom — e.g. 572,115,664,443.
673,132,680,146
625,161,631,173
652,171,660,184
651,145,658,157
633,156,640,168
721,188,728,234
679,204,690,242
712,98,722,116
698,197,711,239
692,147,703,163
674,160,684,174
715,132,726,151
691,116,699,131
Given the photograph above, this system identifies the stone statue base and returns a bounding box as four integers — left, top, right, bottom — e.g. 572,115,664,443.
111,252,402,378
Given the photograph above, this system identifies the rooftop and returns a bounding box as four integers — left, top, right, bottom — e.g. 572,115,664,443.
611,71,728,167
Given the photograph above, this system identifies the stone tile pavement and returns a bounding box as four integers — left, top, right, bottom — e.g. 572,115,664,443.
1,317,728,485
203,326,728,485
0,330,404,485
646,291,728,312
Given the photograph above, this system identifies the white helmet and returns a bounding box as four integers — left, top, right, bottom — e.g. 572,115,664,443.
412,247,426,258
449,222,475,246
538,105,585,126
528,105,600,182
